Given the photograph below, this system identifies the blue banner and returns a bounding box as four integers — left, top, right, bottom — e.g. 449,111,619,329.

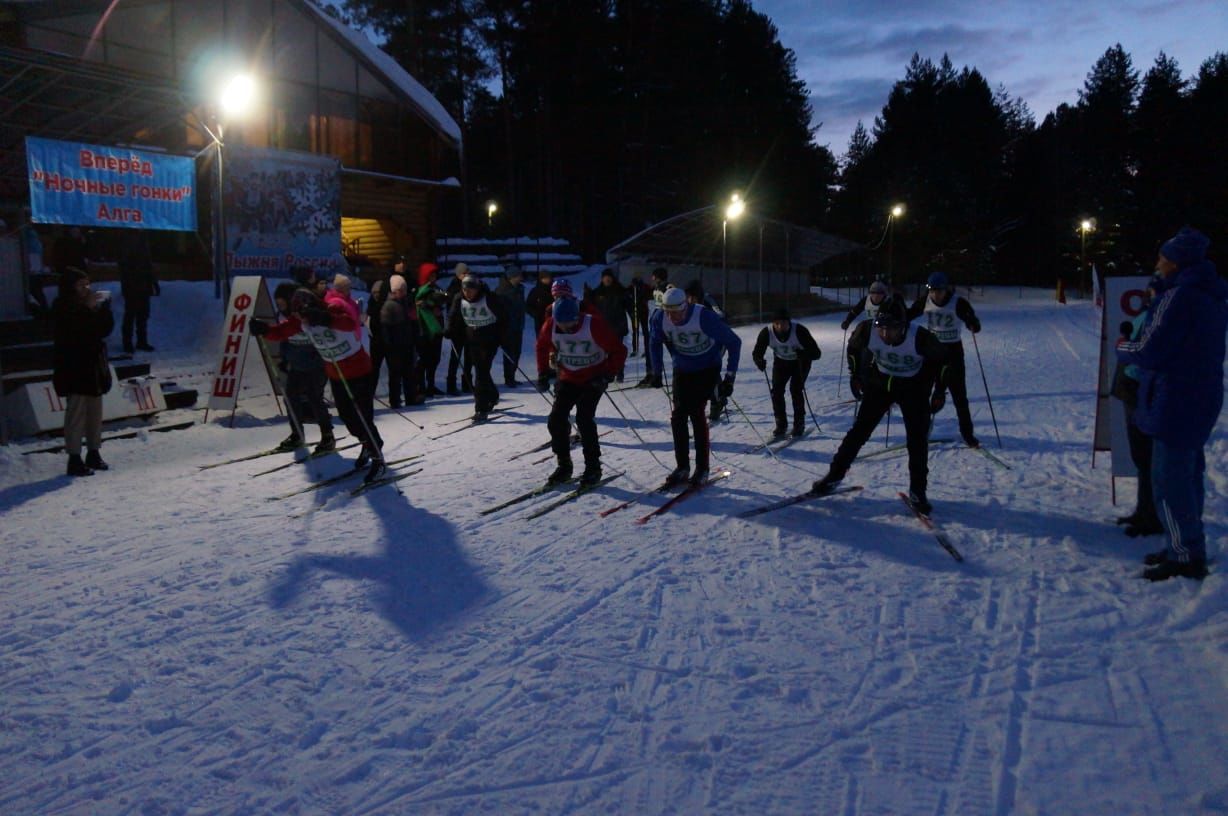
26,136,197,232
223,146,342,278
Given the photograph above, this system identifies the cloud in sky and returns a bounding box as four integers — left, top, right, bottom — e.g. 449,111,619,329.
756,0,1228,157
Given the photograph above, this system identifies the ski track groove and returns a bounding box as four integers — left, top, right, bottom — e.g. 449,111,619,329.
992,570,1041,816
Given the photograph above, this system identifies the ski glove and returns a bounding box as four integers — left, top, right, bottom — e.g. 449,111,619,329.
536,375,550,392
840,317,851,331
930,390,946,414
249,318,270,337
754,357,767,372
589,375,611,393
968,317,982,334
718,374,735,398
849,377,863,400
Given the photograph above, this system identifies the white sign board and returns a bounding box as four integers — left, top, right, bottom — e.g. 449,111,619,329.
1096,275,1151,481
208,276,276,411
4,369,166,437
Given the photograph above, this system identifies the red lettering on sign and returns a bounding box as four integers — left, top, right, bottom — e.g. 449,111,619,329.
228,313,247,333
213,377,236,398
219,356,238,377
1121,289,1146,317
234,293,252,310
223,333,242,355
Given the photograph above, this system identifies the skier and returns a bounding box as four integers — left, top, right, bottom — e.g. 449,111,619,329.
907,271,982,448
682,280,730,421
252,287,385,482
444,263,474,395
840,279,890,330
265,281,335,454
535,297,627,486
445,274,506,420
648,286,742,486
751,308,822,438
812,295,948,513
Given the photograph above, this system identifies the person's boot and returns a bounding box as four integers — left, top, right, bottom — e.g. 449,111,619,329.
689,466,710,486
1125,520,1164,538
1143,559,1207,582
313,432,336,455
962,433,980,448
579,459,602,487
791,423,806,438
67,454,93,477
85,450,109,471
771,423,788,440
664,465,690,487
907,489,933,515
363,454,387,484
1143,549,1169,566
136,342,155,352
275,433,304,452
547,459,574,485
811,473,841,495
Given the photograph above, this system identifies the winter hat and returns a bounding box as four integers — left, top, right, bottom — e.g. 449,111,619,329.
869,280,889,296
290,287,321,314
553,297,580,323
873,295,908,329
58,266,88,299
600,267,615,281
389,274,408,294
453,262,470,277
273,281,298,305
417,262,439,287
773,307,791,322
926,271,949,290
551,278,574,299
461,274,480,290
661,287,687,311
333,273,351,288
1159,227,1210,268
652,267,668,282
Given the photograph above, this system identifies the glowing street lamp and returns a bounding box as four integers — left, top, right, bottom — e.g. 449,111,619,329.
486,200,498,229
723,193,745,308
887,203,905,283
1079,218,1095,299
203,72,258,303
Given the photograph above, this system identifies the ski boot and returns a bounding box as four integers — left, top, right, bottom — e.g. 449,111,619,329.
313,433,336,455
663,465,690,487
792,422,806,438
811,474,841,496
579,460,602,487
1143,559,1207,582
771,424,788,440
689,467,710,487
363,455,387,484
547,460,574,486
85,450,109,471
962,433,980,449
1143,549,1169,566
275,433,304,452
908,489,933,515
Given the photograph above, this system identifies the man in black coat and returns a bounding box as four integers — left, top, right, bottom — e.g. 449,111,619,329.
119,229,158,353
52,268,114,476
495,265,528,386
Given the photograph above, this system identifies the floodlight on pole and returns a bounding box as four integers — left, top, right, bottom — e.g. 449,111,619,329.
1079,218,1095,299
887,202,905,284
206,71,260,304
722,193,746,308
486,200,498,228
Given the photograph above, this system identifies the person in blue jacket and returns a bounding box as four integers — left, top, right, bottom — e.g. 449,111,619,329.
1116,227,1227,581
648,286,741,486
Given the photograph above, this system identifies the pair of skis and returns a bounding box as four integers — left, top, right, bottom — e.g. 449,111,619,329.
746,428,814,455
267,453,425,501
480,474,625,519
199,438,349,470
598,470,732,523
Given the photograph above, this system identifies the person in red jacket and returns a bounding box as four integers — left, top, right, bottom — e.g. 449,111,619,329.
536,297,627,486
252,287,386,482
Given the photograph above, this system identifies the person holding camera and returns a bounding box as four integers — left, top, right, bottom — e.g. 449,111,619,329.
52,268,114,477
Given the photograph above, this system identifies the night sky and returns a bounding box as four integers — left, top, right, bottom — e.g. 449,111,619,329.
754,0,1228,158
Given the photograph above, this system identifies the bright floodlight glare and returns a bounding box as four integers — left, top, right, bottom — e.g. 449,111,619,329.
1080,219,1093,232
726,197,746,220
487,201,498,216
891,204,905,218
219,74,256,118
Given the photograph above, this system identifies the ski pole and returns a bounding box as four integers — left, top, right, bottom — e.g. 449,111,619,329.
802,386,823,434
971,333,1002,448
501,347,554,407
884,405,891,447
603,390,674,472
302,327,383,459
373,395,425,430
837,325,847,396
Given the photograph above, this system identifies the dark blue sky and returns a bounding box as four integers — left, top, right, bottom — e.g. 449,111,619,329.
753,0,1228,159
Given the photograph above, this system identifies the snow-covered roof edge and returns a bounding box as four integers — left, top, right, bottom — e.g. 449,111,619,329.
298,1,463,148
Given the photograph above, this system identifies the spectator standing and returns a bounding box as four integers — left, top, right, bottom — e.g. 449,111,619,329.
119,229,158,353
52,268,114,476
587,268,630,382
495,265,528,386
415,262,447,396
380,274,422,407
1116,227,1227,581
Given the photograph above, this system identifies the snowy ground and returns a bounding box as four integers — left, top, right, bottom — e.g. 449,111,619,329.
2,282,1227,815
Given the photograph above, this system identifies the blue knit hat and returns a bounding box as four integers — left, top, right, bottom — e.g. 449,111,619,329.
553,297,579,323
926,271,949,289
1160,227,1210,268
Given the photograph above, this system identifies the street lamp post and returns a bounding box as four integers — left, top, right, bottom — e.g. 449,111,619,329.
887,203,905,285
486,200,498,230
1079,218,1094,299
722,193,745,311
204,73,257,305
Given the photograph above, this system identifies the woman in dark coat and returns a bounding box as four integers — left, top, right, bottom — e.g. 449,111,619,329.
53,268,114,476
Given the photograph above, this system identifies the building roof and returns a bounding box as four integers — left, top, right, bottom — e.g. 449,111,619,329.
299,1,462,149
605,206,863,271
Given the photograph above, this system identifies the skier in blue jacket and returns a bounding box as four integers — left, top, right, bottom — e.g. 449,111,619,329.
1116,227,1227,581
648,286,742,486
